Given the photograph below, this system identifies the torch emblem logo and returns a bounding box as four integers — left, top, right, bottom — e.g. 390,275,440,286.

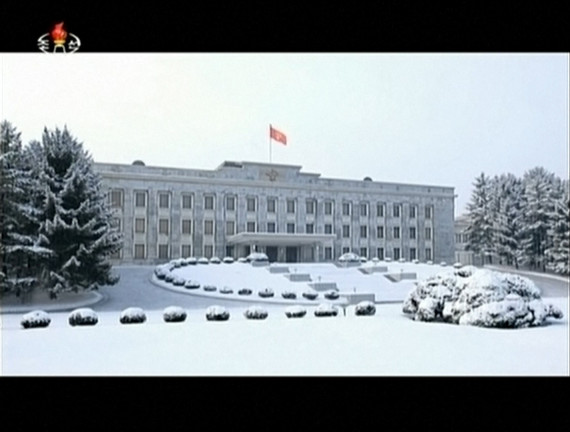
38,22,81,53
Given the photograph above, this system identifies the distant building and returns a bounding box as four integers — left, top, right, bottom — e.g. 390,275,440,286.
95,160,456,264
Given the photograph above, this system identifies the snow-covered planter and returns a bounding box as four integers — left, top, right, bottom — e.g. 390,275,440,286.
338,252,360,263
285,306,307,318
203,285,217,292
68,308,98,326
219,286,233,294
440,261,447,267
360,257,368,263
246,252,269,263
222,256,234,264
314,303,339,317
403,268,564,328
165,273,175,283
163,306,187,323
198,257,209,264
426,260,433,265
384,257,393,262
185,257,197,265
453,262,463,269
120,307,147,324
21,310,51,329
324,290,340,300
302,289,318,300
237,257,248,263
205,305,230,321
412,259,420,264
154,265,169,279
258,287,274,298
355,301,376,316
281,290,297,299
244,306,269,320
371,257,380,263
210,256,221,264
238,288,252,296
398,258,406,263
172,276,185,286
184,280,200,289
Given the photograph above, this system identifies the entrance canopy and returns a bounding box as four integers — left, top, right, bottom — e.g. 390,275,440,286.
227,232,336,246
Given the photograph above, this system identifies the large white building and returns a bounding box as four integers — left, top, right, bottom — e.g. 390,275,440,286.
95,160,456,264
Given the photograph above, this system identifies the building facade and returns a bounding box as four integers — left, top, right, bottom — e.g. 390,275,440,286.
95,160,456,265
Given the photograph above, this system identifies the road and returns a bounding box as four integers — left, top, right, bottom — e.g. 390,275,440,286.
484,265,569,298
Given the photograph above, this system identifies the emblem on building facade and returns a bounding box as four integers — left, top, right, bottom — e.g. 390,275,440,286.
265,169,279,182
38,22,81,53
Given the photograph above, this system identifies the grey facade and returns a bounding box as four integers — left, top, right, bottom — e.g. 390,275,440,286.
95,160,456,264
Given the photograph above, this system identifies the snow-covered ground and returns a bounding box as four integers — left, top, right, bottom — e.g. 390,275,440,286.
1,261,568,376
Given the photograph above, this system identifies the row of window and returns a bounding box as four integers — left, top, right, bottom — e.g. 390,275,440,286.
109,190,434,219
117,217,433,240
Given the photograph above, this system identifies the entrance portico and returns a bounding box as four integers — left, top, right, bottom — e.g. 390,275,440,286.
226,233,336,263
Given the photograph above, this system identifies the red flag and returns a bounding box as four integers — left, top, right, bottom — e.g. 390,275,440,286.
270,125,287,145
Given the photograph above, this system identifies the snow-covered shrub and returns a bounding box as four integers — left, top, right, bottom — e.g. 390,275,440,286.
355,301,376,316
68,308,98,326
384,257,392,262
198,257,209,264
165,273,175,283
220,286,233,294
258,287,274,298
154,265,169,279
453,262,463,269
172,276,185,286
314,303,339,317
412,259,420,264
21,310,51,329
426,260,433,265
403,267,564,328
398,258,406,263
440,261,447,267
223,256,234,264
120,307,147,324
244,306,268,320
210,256,221,264
281,290,297,299
237,257,248,263
205,305,229,321
371,257,380,263
163,306,187,323
246,252,269,263
302,289,318,300
185,257,197,265
203,285,217,292
324,290,339,300
184,280,200,289
238,288,252,295
285,306,307,318
339,252,360,263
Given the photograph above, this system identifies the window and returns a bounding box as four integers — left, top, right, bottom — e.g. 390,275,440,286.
204,245,213,259
159,192,169,209
342,202,351,216
360,247,368,258
455,233,462,244
226,196,235,211
287,223,295,234
425,205,433,219
226,221,235,235
135,218,146,234
393,204,401,218
287,199,296,213
377,203,384,217
393,247,401,260
409,227,416,239
376,247,384,260
377,226,384,239
158,244,169,259
342,225,350,238
360,225,367,238
306,200,315,214
306,223,314,234
134,244,145,259
393,227,400,239
181,245,192,258
410,248,417,260
182,194,193,209
324,201,333,215
182,219,192,235
247,222,256,233
342,247,350,254
267,197,276,213
425,227,432,240
324,224,332,234
409,205,417,218
159,219,169,235
360,203,368,217
111,217,121,231
247,197,256,212
267,222,276,233
204,195,214,210
204,220,214,235
135,191,146,207
325,247,333,260
425,247,432,261
110,190,123,208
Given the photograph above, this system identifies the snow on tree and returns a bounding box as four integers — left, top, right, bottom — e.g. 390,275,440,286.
465,172,495,264
35,126,123,298
545,179,569,275
402,266,563,328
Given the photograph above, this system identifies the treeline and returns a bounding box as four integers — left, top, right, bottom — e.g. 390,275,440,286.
465,167,569,275
0,120,123,300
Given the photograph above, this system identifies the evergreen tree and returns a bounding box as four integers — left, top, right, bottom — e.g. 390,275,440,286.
36,126,122,298
545,179,569,275
465,172,495,264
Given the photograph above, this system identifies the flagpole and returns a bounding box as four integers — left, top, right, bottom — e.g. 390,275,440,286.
269,124,272,164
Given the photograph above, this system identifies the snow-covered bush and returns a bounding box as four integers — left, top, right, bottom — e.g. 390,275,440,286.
302,289,318,300
21,310,51,329
426,260,433,265
203,285,217,292
205,305,230,321
68,308,98,326
258,287,274,298
371,257,380,263
154,265,169,279
440,261,447,267
198,257,209,265
324,290,339,300
412,259,420,264
238,288,252,295
244,306,269,320
163,306,187,323
314,303,339,317
384,257,392,262
210,256,221,264
223,256,234,264
398,258,406,263
120,307,147,324
453,262,463,269
285,306,307,318
237,257,247,263
185,257,197,265
165,273,175,283
172,276,185,286
338,252,360,263
184,280,200,289
246,252,269,263
355,301,376,316
281,290,297,299
402,267,564,328
220,286,233,294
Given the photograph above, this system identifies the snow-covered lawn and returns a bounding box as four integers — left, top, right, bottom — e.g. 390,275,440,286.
1,261,568,376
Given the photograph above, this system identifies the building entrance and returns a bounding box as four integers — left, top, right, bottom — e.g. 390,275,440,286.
286,246,298,263
266,246,278,262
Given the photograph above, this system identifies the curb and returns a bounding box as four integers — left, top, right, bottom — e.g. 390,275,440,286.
0,291,104,314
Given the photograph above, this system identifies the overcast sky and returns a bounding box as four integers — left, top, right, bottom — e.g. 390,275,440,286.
1,53,568,216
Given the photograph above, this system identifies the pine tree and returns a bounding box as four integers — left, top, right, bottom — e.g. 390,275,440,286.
36,126,122,298
545,179,569,275
465,172,495,265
